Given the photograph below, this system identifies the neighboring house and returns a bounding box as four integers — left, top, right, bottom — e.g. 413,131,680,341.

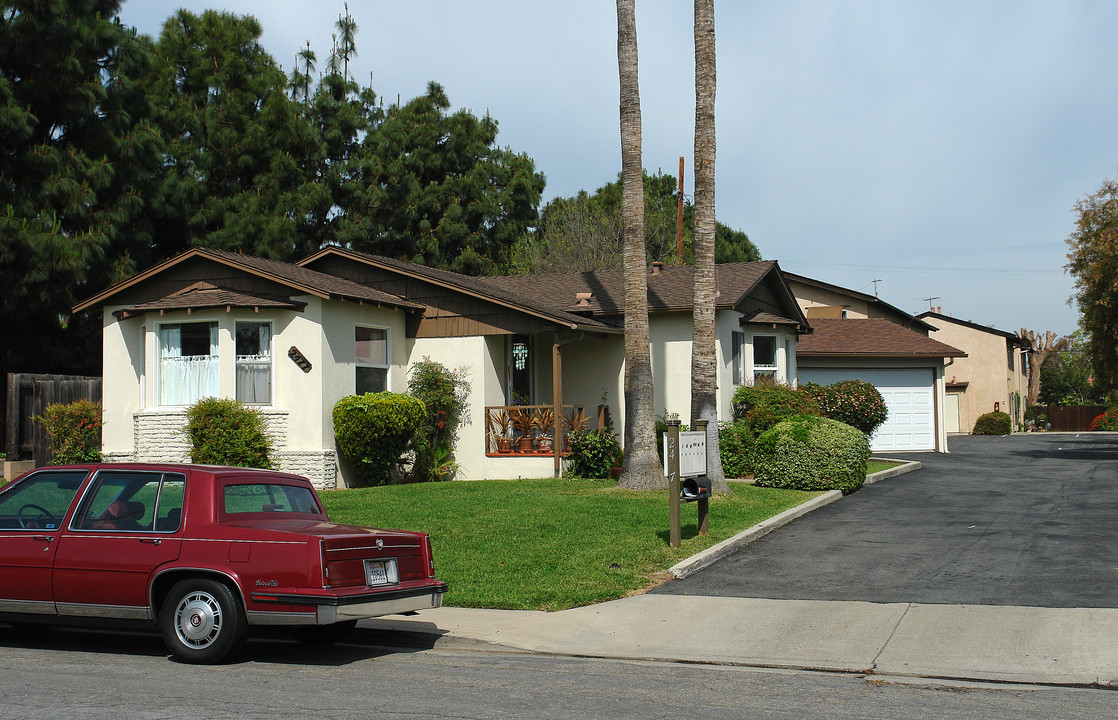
75,248,809,487
916,311,1030,434
785,273,965,453
796,319,966,453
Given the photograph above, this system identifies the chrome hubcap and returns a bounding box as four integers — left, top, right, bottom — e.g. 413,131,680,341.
175,591,222,648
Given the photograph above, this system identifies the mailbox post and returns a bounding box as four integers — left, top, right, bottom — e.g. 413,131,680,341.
664,419,712,547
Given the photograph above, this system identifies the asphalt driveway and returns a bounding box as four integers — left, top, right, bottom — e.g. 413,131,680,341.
654,433,1118,608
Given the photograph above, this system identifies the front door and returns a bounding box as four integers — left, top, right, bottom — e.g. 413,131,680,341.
53,470,184,618
0,469,90,614
510,334,533,404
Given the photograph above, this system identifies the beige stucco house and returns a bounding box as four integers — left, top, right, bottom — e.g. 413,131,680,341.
785,273,965,452
75,248,809,487
916,312,1030,433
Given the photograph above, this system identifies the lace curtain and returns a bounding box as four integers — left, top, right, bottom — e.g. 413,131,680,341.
159,324,219,405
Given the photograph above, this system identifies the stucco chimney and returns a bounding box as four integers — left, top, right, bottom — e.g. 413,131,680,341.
575,292,592,307
651,261,664,276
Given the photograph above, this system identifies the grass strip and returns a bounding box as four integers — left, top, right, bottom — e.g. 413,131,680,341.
320,478,818,611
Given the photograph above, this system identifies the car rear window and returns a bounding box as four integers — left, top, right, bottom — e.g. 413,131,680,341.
223,483,322,515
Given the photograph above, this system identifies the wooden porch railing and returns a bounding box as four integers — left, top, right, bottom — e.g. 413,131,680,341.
484,405,587,457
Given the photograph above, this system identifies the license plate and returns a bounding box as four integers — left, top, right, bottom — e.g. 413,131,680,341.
364,558,399,586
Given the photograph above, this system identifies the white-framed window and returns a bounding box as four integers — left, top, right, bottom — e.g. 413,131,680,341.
158,322,219,406
732,331,746,385
355,326,388,394
235,322,272,404
752,334,778,381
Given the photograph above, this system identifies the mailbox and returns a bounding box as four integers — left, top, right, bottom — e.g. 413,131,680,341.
680,475,712,503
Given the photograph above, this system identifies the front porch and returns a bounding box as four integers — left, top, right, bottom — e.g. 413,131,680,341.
483,404,590,458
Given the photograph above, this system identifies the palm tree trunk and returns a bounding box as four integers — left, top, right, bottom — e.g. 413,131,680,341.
616,0,664,490
690,0,728,492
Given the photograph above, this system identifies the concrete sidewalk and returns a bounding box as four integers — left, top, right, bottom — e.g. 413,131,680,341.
365,596,1118,688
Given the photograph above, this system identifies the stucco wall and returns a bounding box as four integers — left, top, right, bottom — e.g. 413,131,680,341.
923,317,1027,432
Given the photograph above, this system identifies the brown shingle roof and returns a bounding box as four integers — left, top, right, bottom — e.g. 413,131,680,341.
113,287,305,319
798,319,966,358
73,247,423,313
300,248,622,332
477,261,780,315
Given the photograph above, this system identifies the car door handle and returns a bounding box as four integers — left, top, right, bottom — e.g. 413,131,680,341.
139,538,163,545
32,536,54,543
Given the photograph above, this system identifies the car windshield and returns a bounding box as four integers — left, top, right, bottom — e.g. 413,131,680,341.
223,483,321,515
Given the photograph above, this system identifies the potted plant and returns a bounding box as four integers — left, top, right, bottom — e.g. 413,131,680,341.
534,407,555,453
511,408,535,452
489,409,513,453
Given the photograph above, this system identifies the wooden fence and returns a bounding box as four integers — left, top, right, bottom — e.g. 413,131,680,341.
1030,405,1106,432
5,373,103,467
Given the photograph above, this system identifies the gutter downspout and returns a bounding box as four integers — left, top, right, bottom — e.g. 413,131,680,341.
553,331,584,476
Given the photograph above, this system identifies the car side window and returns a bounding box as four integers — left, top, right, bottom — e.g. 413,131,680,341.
74,471,186,533
0,470,88,530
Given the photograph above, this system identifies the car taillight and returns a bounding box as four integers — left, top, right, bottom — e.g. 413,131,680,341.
424,534,435,578
320,538,328,587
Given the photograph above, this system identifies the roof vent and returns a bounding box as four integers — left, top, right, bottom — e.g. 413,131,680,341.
651,261,665,276
575,292,593,307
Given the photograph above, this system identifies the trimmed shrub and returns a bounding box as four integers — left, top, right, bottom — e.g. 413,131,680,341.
184,398,274,469
751,415,870,493
731,378,821,435
718,420,754,478
407,358,470,482
802,380,888,436
563,429,623,479
333,393,425,486
1090,408,1118,431
38,399,102,464
973,411,1012,435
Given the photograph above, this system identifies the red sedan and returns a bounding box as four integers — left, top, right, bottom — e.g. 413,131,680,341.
0,464,447,663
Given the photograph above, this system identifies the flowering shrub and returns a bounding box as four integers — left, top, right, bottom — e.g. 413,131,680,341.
1090,408,1118,431
38,399,102,464
563,429,623,479
802,380,888,436
407,358,470,482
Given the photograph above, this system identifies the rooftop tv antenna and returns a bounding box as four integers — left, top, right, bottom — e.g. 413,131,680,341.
871,279,882,298
923,296,941,311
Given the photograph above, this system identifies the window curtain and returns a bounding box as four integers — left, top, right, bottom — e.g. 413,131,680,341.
159,324,219,405
236,324,271,404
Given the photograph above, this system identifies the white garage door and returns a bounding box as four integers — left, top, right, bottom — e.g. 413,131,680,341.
798,368,936,452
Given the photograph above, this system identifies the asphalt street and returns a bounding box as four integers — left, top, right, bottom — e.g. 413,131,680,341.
653,433,1118,607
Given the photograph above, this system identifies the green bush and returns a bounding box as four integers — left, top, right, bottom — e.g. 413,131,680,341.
333,393,425,486
563,429,623,479
407,358,470,482
38,399,102,464
802,380,888,435
731,378,821,435
973,411,1012,435
184,398,274,469
751,415,869,493
718,420,754,478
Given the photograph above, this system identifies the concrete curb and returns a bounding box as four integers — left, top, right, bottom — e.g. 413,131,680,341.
668,458,922,579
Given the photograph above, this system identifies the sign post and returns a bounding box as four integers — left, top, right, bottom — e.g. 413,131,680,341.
665,419,681,548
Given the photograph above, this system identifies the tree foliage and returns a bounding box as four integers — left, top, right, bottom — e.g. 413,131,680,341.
1039,330,1106,406
1066,173,1118,394
513,171,760,274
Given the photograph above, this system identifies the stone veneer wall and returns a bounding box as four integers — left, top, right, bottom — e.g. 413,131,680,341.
109,410,338,490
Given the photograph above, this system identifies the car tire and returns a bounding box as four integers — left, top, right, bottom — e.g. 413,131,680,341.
290,620,359,645
160,578,248,664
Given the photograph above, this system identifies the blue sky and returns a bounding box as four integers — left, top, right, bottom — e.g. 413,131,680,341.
118,0,1118,336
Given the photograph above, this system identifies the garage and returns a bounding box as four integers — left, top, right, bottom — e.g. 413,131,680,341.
798,367,936,452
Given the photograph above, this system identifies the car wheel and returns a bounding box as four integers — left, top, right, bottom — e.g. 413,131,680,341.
290,620,358,645
160,579,248,664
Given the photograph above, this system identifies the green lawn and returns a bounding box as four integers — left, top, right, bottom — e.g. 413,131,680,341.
867,460,904,474
319,478,819,611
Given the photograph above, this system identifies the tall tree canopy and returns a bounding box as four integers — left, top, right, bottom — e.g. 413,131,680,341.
513,171,760,274
1,0,161,384
1066,173,1118,393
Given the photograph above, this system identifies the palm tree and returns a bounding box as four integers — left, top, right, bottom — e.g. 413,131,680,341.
690,0,729,492
616,0,664,489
